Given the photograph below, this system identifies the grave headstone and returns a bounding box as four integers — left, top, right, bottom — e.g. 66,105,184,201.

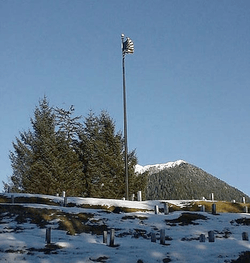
103,231,107,244
151,232,156,242
242,232,249,241
46,227,51,244
208,231,215,242
160,229,165,245
164,203,169,215
137,191,142,202
110,229,115,247
155,205,159,214
199,234,206,242
200,205,205,212
212,204,216,215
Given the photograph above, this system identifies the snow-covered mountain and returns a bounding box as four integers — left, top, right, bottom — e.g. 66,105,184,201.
136,160,250,202
135,160,186,174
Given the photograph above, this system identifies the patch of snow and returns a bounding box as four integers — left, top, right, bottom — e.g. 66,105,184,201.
1,193,250,262
135,160,186,174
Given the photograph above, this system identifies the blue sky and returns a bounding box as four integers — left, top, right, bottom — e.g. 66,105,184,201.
1,1,250,196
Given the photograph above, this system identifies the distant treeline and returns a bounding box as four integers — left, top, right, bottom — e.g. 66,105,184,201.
145,162,250,202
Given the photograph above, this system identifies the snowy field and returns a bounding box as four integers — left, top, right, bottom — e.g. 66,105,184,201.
0,193,249,263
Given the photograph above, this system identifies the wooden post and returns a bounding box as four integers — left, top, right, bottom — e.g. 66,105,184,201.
211,193,214,201
164,203,169,215
131,194,135,201
103,231,107,244
244,206,248,213
151,232,156,242
242,197,246,204
154,205,159,214
242,232,249,241
160,229,165,245
208,231,215,242
199,234,206,242
110,229,115,247
212,204,216,215
11,195,14,204
137,191,142,202
46,227,51,244
62,191,66,198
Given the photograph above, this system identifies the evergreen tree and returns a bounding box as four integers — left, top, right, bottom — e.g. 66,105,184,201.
78,110,142,199
9,97,84,195
7,97,146,198
55,105,83,140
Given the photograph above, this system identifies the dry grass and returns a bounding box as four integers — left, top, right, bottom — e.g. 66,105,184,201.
77,200,249,214
72,203,150,214
0,204,106,235
0,194,249,236
0,194,59,206
165,213,207,226
0,196,8,203
2,193,249,214
183,201,249,213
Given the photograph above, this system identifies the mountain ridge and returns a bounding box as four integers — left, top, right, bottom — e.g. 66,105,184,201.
136,160,250,202
135,160,187,174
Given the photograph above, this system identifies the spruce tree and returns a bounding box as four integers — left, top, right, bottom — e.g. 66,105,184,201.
55,105,83,140
9,97,84,195
78,110,141,199
7,97,146,198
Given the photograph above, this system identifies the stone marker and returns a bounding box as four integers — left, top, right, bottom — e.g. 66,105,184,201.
212,204,216,215
46,227,51,244
242,232,249,241
160,229,165,245
164,203,169,215
137,191,142,201
208,231,215,242
110,229,115,246
199,234,206,242
151,232,156,242
103,231,107,244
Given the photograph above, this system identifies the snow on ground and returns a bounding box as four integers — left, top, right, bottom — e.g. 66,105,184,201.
0,193,250,262
2,192,196,209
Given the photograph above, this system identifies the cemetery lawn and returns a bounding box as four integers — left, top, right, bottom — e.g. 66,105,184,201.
0,193,250,262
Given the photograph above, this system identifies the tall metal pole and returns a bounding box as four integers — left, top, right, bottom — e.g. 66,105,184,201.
121,34,129,200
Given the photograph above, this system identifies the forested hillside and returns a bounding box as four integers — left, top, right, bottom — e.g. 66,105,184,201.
144,162,250,202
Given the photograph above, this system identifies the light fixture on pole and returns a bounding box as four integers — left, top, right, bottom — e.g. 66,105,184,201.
121,34,134,200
